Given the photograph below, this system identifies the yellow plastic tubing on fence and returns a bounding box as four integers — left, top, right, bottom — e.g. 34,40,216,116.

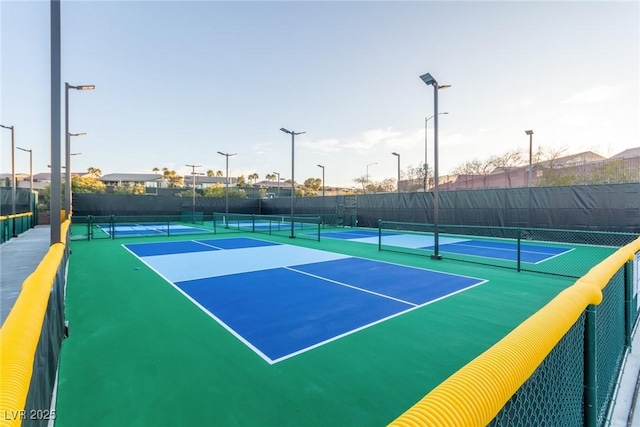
390,236,640,427
0,221,70,427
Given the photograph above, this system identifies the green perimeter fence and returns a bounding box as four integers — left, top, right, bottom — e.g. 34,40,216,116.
1,212,35,243
379,220,639,279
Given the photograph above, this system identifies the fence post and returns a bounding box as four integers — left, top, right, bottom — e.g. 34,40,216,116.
624,261,634,348
517,228,522,272
584,305,598,427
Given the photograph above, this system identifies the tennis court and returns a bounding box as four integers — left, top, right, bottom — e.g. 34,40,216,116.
124,237,486,363
54,228,598,426
322,228,573,263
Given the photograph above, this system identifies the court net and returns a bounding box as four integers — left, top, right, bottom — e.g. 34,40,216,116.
378,220,639,278
213,213,321,242
71,215,216,240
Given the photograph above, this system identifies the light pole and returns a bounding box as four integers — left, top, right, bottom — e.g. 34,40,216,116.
16,147,33,195
68,132,86,214
365,162,377,194
272,171,281,198
425,112,448,191
185,164,202,217
317,164,325,224
391,153,400,193
217,152,236,224
280,128,306,238
525,130,534,187
0,125,16,231
65,82,94,218
420,72,450,260
317,164,325,198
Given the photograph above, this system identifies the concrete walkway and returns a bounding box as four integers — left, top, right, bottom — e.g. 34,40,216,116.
0,225,52,326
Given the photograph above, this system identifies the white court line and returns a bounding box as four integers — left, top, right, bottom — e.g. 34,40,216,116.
283,266,418,307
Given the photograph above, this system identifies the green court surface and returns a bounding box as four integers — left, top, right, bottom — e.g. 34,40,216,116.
55,227,591,426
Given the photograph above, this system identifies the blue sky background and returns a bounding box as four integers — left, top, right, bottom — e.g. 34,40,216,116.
1,0,638,187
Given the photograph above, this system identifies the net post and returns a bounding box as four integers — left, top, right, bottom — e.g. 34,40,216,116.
213,213,217,234
252,214,255,233
110,215,115,240
87,215,92,241
167,218,170,236
316,216,320,242
378,219,382,251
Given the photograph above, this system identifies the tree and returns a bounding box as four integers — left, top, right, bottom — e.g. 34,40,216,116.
489,149,525,188
354,176,367,192
265,173,276,181
72,176,106,193
87,167,102,178
236,175,246,187
248,173,259,185
206,170,214,177
216,170,223,177
303,177,322,191
201,183,247,198
162,167,184,188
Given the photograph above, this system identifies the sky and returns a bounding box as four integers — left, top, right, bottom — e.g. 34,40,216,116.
1,0,638,188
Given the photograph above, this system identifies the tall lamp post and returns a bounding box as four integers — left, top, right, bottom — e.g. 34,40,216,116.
272,171,281,198
0,125,16,230
365,162,377,194
185,164,202,217
16,147,33,194
280,128,306,238
420,72,450,260
67,132,86,214
424,112,448,191
317,164,325,224
317,164,325,198
217,152,236,225
65,82,94,219
525,130,534,187
391,152,400,193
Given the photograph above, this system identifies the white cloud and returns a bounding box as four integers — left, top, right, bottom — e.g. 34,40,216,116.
561,85,625,104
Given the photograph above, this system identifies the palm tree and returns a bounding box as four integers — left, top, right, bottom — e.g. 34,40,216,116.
206,170,214,177
216,170,223,177
248,172,259,185
265,173,276,182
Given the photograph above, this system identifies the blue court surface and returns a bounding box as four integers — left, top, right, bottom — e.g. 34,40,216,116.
124,237,487,363
323,229,573,264
98,223,212,237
